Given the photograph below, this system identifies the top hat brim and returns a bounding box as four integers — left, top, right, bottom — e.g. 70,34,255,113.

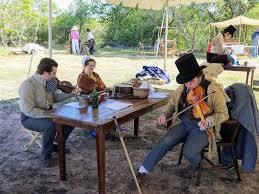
223,25,237,37
176,65,207,84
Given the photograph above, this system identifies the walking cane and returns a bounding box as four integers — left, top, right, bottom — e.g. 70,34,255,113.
113,117,142,194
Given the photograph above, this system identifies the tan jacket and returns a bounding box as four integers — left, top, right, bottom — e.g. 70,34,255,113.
210,33,226,55
163,80,230,156
18,73,72,118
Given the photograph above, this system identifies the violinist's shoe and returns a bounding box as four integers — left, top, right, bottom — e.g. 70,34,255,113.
177,165,198,179
128,172,147,191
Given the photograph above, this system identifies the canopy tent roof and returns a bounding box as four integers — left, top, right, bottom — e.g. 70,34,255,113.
106,0,212,10
211,16,259,28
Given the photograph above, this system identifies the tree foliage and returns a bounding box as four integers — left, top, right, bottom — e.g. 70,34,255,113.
103,6,163,46
0,0,258,51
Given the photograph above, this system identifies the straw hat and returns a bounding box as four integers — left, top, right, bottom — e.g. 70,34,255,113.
71,26,78,31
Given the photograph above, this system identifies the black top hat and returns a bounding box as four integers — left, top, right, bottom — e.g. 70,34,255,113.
223,25,237,37
175,53,207,84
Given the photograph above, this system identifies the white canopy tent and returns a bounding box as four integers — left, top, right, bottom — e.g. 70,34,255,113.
211,16,259,43
105,0,216,70
211,15,259,28
106,0,213,10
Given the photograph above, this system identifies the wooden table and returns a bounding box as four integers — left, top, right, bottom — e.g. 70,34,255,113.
223,65,256,87
51,95,169,194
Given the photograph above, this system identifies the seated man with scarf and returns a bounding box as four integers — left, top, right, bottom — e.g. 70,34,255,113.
19,58,81,167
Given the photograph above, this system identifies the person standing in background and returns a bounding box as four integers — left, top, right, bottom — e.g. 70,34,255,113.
70,26,80,55
86,29,95,54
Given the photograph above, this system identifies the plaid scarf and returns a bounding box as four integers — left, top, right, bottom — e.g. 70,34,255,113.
46,79,58,92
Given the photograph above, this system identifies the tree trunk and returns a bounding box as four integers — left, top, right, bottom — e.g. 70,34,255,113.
191,24,198,50
18,25,25,47
0,29,7,48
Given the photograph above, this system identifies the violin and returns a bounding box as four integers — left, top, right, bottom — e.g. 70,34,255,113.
55,78,75,93
186,85,211,122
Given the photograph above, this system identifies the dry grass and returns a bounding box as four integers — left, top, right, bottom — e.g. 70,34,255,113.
1,48,259,103
1,48,259,193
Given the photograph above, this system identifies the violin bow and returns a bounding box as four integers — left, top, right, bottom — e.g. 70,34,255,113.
165,91,216,123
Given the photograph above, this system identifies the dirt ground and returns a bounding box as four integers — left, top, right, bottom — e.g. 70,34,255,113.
1,99,259,194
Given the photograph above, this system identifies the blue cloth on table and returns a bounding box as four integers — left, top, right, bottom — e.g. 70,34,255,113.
223,83,259,172
135,66,171,84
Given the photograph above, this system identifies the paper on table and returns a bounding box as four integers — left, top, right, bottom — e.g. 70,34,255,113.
148,92,169,99
104,101,133,110
65,102,86,108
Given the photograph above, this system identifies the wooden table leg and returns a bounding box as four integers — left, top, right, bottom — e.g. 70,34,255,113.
251,70,255,88
96,127,105,194
246,71,250,85
56,122,66,181
134,118,139,136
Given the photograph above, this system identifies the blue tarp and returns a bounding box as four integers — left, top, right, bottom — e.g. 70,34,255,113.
135,66,171,84
252,31,259,58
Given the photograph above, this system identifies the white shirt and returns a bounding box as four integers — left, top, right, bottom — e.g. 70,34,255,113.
86,32,94,41
210,33,226,55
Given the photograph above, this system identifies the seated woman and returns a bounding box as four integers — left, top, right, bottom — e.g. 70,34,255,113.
77,56,106,94
207,25,237,66
77,56,118,140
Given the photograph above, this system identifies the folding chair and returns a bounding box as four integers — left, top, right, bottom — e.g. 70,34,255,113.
22,127,42,151
18,99,42,151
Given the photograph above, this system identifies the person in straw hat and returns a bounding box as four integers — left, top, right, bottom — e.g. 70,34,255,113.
70,26,80,55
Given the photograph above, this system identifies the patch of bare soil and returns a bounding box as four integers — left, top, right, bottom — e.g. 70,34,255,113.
1,99,259,194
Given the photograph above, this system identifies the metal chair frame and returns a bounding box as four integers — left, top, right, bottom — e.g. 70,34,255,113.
176,119,242,185
22,127,42,151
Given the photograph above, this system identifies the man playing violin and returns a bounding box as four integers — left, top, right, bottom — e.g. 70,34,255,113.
130,53,230,189
18,58,81,167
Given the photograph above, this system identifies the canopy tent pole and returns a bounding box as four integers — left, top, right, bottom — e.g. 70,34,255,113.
243,25,246,44
48,0,52,58
164,6,169,70
239,17,242,44
239,25,242,43
155,9,166,58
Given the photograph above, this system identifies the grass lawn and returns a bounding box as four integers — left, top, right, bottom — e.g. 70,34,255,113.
1,47,259,104
1,47,259,194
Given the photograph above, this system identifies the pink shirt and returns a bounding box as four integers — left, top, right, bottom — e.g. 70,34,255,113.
70,30,80,40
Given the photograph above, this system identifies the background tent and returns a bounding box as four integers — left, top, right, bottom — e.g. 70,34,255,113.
106,0,215,70
211,15,259,28
211,15,259,43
